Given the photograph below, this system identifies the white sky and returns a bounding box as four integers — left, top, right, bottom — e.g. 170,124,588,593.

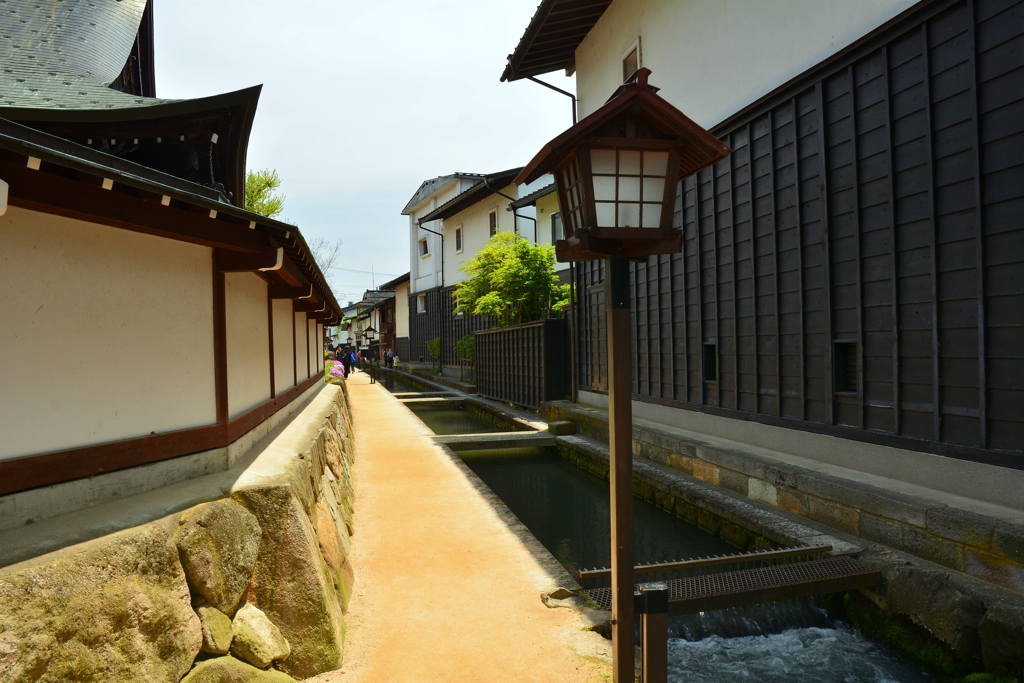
154,1,576,305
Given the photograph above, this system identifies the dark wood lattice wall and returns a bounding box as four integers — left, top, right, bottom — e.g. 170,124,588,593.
408,286,494,366
575,0,1023,468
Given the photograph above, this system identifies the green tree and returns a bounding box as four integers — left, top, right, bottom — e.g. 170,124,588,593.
452,232,571,328
244,168,285,218
455,334,475,363
426,337,441,373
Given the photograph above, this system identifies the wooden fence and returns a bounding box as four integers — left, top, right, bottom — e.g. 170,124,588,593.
475,319,570,409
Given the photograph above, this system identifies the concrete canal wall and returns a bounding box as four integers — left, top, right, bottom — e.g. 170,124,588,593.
0,383,356,683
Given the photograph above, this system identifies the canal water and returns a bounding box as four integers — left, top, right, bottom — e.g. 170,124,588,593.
387,379,940,682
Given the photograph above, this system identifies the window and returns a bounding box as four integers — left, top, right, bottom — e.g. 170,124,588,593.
419,237,429,257
703,342,717,383
455,226,463,253
622,38,640,81
489,210,497,237
551,212,563,244
833,341,858,393
417,294,427,314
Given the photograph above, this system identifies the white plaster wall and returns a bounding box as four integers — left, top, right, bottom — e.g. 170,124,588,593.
272,298,295,393
408,178,474,294
395,281,410,338
443,183,518,286
225,273,271,418
575,0,918,127
307,318,317,377
0,206,216,459
534,192,570,273
295,311,309,382
316,323,324,372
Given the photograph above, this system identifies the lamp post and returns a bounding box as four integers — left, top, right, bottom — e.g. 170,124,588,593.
516,68,731,683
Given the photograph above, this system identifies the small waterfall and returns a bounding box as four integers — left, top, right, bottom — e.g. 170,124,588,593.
667,597,833,641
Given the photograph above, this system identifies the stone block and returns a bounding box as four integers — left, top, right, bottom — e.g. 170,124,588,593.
860,513,905,548
777,488,808,516
0,524,201,683
903,526,965,571
691,460,720,486
547,421,576,436
719,468,750,496
926,507,996,550
888,565,984,659
666,451,692,475
764,464,808,489
977,603,1024,678
180,656,296,683
197,604,234,655
174,499,262,616
964,549,1024,595
796,472,930,527
994,525,1024,564
233,486,344,679
315,500,354,612
231,603,291,669
697,446,768,479
806,496,860,536
748,479,778,506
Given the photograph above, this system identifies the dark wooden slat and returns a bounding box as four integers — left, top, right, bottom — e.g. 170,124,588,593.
696,172,705,402
768,110,782,417
749,122,760,413
712,166,722,406
849,64,866,430
967,0,988,448
815,82,836,425
921,23,943,442
730,132,741,410
793,97,807,421
883,45,902,436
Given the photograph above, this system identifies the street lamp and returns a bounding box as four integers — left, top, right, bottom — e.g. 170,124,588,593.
516,68,731,683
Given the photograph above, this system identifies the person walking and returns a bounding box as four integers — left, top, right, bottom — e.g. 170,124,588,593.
386,349,395,368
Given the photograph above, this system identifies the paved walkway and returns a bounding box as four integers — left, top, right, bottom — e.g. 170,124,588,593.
305,372,608,683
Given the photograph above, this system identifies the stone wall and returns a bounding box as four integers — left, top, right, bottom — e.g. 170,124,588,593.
0,384,355,683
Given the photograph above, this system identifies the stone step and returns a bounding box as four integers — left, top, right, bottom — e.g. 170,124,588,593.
434,431,557,451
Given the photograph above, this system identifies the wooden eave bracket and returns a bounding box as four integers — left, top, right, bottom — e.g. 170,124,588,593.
216,246,284,272
269,283,314,300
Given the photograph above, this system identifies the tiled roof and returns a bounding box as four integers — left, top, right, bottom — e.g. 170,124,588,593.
509,182,555,210
0,0,176,111
417,167,523,224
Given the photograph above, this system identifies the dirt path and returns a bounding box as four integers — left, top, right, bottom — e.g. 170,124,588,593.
305,372,608,683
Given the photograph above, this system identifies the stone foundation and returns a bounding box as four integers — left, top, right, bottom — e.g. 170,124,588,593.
0,383,355,683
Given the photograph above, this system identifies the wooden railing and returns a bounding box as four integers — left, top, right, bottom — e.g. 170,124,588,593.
474,319,569,409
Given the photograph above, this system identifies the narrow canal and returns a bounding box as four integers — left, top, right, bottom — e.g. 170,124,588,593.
383,373,940,682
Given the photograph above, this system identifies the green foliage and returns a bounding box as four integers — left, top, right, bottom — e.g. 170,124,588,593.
452,232,572,328
244,168,285,218
426,337,441,366
455,334,475,362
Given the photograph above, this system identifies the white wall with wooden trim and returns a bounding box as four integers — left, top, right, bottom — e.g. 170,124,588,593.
272,299,295,393
294,311,309,381
574,0,917,127
0,206,216,459
225,273,271,417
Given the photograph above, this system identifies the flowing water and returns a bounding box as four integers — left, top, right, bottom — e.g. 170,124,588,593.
385,383,941,681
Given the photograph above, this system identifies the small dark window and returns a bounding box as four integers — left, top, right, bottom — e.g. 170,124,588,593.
551,212,563,243
419,238,429,257
489,210,497,237
702,342,717,383
455,227,463,252
833,341,858,393
623,45,639,81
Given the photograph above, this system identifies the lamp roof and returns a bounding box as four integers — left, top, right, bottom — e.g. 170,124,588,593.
516,69,732,186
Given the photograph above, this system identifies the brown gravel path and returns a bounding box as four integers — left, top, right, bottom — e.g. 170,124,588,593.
304,372,608,683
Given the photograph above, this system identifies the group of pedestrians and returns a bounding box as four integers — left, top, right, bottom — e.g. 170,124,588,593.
329,345,399,379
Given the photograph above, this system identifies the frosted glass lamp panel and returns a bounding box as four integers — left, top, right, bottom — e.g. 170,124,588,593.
641,204,662,227
593,175,617,202
619,176,641,202
618,203,641,228
591,149,617,175
643,151,669,177
642,176,665,202
596,202,616,227
619,150,641,175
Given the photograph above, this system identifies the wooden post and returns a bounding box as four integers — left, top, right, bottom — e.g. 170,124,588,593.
607,254,635,682
640,582,669,683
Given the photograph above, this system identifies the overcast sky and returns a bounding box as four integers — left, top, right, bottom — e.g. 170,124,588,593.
154,1,575,305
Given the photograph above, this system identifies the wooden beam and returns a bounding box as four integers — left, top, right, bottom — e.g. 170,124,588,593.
268,283,314,300
293,298,325,313
2,160,267,253
216,247,284,272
